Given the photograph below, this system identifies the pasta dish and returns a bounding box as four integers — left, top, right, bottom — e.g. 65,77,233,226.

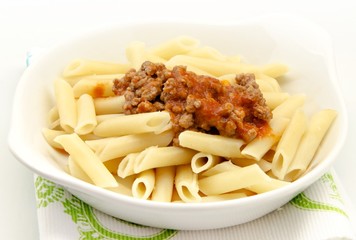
42,36,337,203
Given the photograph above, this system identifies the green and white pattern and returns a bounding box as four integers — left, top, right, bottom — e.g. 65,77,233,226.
290,173,348,217
34,171,355,240
35,176,177,240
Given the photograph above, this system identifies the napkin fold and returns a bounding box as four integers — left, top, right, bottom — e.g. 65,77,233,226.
34,169,356,240
27,50,356,240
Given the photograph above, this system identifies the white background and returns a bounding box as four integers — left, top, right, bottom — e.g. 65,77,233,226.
1,0,355,239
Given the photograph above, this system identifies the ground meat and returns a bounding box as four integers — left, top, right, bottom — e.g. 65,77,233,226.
112,61,272,145
113,61,172,114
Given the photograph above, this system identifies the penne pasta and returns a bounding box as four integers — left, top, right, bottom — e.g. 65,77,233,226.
93,95,125,115
151,166,176,202
186,46,226,61
179,131,245,158
47,106,59,129
125,41,167,68
272,94,306,118
191,152,221,174
132,169,155,200
149,36,200,60
85,137,114,152
198,164,270,195
62,59,130,77
72,78,117,98
96,131,174,162
260,64,289,79
54,133,118,188
231,158,272,173
107,175,136,197
272,109,307,179
125,41,146,70
93,111,171,137
200,161,289,194
103,158,123,174
78,133,102,141
256,79,278,92
263,92,290,110
175,165,201,202
241,117,290,160
200,160,240,178
134,146,196,174
247,177,291,194
285,109,337,181
117,153,139,178
165,55,287,77
54,78,77,132
75,94,97,135
255,74,281,92
42,128,66,149
67,156,93,184
96,114,123,124
199,192,247,202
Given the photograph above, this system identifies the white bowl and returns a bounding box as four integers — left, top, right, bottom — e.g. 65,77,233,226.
8,15,348,230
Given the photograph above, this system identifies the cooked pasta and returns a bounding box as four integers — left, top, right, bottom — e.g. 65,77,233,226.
43,36,337,203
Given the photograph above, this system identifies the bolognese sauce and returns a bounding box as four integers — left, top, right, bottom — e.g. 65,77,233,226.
113,61,272,145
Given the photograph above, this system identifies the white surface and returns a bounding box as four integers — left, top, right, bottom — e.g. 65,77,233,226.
1,0,356,238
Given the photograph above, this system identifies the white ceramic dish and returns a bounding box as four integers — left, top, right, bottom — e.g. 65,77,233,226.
8,15,348,230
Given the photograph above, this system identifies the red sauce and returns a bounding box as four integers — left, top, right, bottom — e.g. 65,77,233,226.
93,83,106,98
163,67,272,142
113,61,272,144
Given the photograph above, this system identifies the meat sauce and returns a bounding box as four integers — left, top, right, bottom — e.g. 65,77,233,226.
113,61,272,145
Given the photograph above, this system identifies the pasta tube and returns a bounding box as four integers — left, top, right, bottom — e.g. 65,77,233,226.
200,192,247,202
285,109,337,181
263,92,290,109
134,146,196,173
47,106,59,129
54,78,77,132
272,94,306,118
151,166,175,202
198,164,270,195
186,46,226,61
67,156,93,184
75,94,97,135
117,153,139,178
165,55,288,77
132,169,155,200
200,160,240,178
231,158,272,173
126,41,146,70
96,131,174,162
42,128,66,149
191,152,221,173
93,111,171,137
149,36,200,60
179,131,245,158
54,133,118,188
272,109,307,179
62,59,130,77
93,95,125,115
107,175,136,197
241,117,290,160
85,137,114,152
72,78,117,98
175,165,201,202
